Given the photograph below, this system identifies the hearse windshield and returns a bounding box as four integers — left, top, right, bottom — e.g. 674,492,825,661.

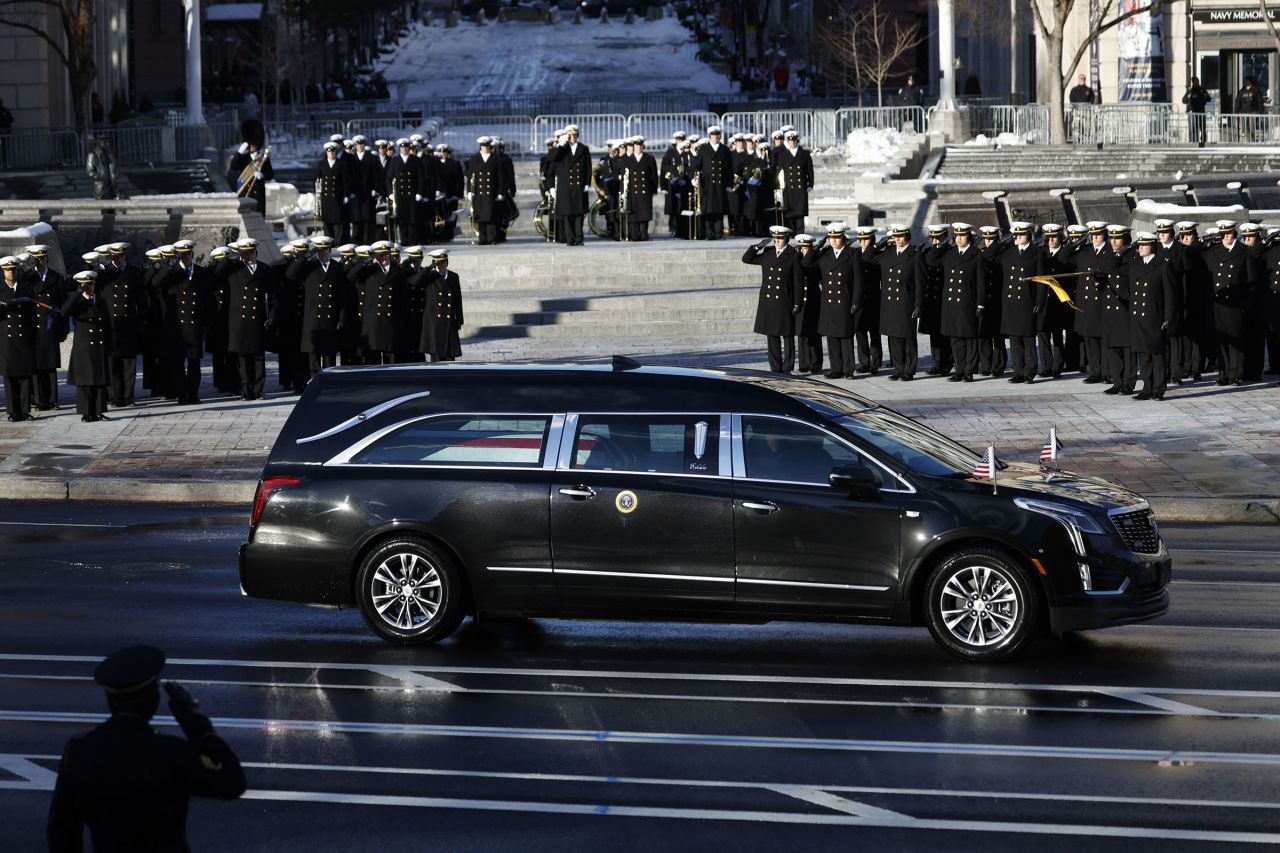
835,409,983,478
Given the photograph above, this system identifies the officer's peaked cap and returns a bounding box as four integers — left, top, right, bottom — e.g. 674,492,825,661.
94,645,165,694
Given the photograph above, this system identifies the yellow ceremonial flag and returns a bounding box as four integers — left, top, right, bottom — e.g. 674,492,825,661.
1029,276,1082,311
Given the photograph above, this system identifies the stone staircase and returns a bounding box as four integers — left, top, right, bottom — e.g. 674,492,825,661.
0,166,213,201
934,145,1280,180
442,239,761,345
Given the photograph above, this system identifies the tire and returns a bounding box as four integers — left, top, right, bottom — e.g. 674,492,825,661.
355,537,466,645
924,547,1039,661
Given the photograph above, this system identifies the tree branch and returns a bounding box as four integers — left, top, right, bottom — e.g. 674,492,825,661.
0,15,70,67
1258,0,1280,56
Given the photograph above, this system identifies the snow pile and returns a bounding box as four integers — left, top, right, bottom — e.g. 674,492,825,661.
377,17,734,98
843,128,905,167
1135,199,1247,218
961,132,1029,147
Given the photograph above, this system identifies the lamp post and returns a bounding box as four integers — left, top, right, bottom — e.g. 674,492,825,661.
184,0,205,125
937,0,956,110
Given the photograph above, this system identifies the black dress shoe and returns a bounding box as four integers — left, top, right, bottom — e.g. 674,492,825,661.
1037,372,1052,378
1133,391,1152,401
1051,372,1061,378
1173,378,1184,385
1009,376,1025,384
81,416,93,422
844,372,859,379
1216,377,1230,386
947,374,964,382
1234,379,1245,386
1153,392,1165,400
962,375,974,383
825,371,842,379
1083,376,1103,384
1104,386,1121,395
1025,376,1034,384
901,375,914,381
888,374,900,381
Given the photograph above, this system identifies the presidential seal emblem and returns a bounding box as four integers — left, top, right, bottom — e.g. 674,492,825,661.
615,490,638,514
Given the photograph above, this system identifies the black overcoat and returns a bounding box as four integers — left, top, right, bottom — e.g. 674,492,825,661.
25,268,70,369
1074,244,1113,337
290,257,350,355
550,142,593,216
997,244,1044,337
0,280,39,377
62,291,111,386
742,243,799,336
466,153,503,223
870,245,920,339
624,153,658,222
226,261,276,355
361,262,403,354
939,245,985,339
802,243,859,338
774,145,814,218
690,142,734,216
1128,255,1180,353
97,264,146,358
420,268,464,359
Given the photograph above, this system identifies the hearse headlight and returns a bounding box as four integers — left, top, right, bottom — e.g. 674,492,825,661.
1014,497,1104,559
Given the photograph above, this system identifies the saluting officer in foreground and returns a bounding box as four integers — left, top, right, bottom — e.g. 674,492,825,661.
865,224,920,381
47,645,245,852
420,249,464,362
802,222,859,379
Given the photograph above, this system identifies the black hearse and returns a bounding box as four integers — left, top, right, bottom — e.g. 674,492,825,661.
240,363,1170,661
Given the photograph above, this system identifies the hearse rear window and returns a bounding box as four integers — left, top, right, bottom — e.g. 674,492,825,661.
573,415,719,475
348,416,551,467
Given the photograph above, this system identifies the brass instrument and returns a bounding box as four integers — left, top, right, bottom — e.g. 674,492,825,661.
690,174,701,241
775,165,786,228
236,146,271,198
591,161,608,200
588,197,610,238
619,166,631,242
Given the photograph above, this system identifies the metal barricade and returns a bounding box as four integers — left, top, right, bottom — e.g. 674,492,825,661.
1069,105,1173,146
532,114,627,148
836,106,927,138
432,115,536,155
0,128,82,170
625,112,719,151
85,126,172,165
989,104,1050,143
173,122,241,161
262,119,345,163
1216,113,1280,144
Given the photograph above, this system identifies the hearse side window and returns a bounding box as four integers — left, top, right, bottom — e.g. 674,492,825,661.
741,416,890,488
347,416,551,467
573,416,720,475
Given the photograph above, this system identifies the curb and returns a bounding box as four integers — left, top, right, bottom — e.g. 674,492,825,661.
0,478,1277,523
0,478,255,505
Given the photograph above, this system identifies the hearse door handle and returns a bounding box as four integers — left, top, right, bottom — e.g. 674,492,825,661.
741,500,779,513
558,486,597,500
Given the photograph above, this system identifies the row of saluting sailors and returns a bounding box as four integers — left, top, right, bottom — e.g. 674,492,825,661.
0,237,466,422
743,218,1280,400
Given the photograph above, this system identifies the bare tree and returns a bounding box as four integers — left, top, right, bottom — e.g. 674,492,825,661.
818,0,925,108
1029,0,1183,143
0,0,97,131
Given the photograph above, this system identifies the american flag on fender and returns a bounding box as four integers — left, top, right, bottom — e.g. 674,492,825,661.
972,445,996,480
1039,427,1063,476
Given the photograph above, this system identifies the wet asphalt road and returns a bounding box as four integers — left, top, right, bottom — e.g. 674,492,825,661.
1,504,1278,851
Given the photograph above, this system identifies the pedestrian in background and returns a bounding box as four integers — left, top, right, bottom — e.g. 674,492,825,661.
1182,76,1209,147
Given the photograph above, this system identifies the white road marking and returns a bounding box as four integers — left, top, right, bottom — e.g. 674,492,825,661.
208,789,1280,842
1095,690,1217,716
1170,549,1279,557
1171,580,1280,588
5,652,1280,711
0,521,120,529
767,785,908,819
12,753,1280,813
8,671,1280,721
3,711,1279,767
0,755,58,790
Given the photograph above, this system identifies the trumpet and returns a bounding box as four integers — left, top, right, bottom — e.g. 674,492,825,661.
690,174,702,241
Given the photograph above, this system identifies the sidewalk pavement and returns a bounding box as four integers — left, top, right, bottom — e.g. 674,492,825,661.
2,332,1278,523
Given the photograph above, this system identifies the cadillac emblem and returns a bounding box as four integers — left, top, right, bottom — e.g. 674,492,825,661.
615,490,638,514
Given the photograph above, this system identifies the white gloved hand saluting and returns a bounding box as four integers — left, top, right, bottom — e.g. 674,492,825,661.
238,142,249,154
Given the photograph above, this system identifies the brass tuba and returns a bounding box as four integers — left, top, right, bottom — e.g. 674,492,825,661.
775,166,786,227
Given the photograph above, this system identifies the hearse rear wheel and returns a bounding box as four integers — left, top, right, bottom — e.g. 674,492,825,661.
356,537,465,645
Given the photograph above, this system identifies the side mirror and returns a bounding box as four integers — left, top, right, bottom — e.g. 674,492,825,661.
829,465,881,501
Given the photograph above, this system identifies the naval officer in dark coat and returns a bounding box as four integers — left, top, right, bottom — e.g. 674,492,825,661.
743,225,800,372
62,270,113,421
865,224,920,380
940,222,985,382
801,222,860,379
47,645,245,853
